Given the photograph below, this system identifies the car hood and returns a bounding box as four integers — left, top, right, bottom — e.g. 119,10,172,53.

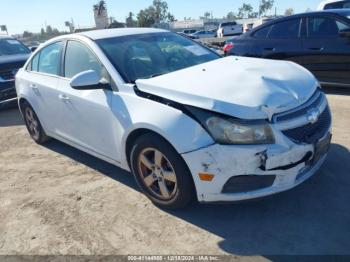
0,54,30,71
135,56,318,120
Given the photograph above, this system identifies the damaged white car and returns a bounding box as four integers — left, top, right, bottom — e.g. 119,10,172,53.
15,28,332,209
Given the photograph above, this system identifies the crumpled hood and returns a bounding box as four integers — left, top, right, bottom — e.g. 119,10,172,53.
135,56,318,120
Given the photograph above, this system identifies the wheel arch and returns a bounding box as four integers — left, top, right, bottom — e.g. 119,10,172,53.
124,127,198,201
125,128,178,169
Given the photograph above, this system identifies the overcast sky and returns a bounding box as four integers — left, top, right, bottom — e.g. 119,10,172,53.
1,0,321,35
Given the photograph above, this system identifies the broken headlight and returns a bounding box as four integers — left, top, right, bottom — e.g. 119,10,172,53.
186,107,275,145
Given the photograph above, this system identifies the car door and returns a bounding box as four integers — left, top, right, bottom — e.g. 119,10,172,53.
254,18,304,63
20,41,64,132
55,40,119,161
301,14,350,85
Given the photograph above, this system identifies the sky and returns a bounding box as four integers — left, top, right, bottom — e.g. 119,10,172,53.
0,0,321,35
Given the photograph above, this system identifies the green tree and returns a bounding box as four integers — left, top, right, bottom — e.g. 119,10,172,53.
126,12,137,27
46,25,53,35
137,0,174,27
238,3,253,18
284,8,294,16
226,11,237,20
23,31,33,38
259,0,275,17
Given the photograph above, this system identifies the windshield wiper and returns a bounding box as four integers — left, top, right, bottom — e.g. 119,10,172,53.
149,73,165,78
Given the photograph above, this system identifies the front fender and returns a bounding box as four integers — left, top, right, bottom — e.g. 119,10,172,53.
112,93,214,168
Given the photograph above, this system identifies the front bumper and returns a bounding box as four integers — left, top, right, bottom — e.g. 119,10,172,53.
182,133,331,203
0,80,17,104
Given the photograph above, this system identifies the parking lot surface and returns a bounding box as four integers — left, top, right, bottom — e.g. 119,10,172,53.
0,87,349,257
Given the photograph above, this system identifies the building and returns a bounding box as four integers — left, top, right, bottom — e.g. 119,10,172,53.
93,1,109,29
169,17,271,33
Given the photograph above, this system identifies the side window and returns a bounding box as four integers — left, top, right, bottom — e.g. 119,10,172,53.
253,26,271,39
308,17,350,38
30,53,40,72
64,41,107,81
38,42,63,76
268,19,301,39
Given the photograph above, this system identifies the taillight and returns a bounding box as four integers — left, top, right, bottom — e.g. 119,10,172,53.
223,43,234,53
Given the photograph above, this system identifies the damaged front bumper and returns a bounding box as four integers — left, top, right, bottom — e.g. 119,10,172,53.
182,133,331,203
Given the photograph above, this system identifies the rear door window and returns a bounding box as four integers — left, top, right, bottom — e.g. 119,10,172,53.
308,17,350,38
37,42,63,76
268,19,301,39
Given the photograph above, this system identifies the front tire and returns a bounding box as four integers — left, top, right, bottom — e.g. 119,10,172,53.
130,133,196,209
22,102,50,144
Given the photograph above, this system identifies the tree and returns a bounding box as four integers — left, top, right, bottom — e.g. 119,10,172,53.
167,13,175,22
137,7,156,27
249,12,259,18
200,11,211,20
23,31,33,38
137,0,174,27
40,28,45,35
259,0,275,17
46,25,53,35
126,12,137,27
226,11,237,20
284,8,294,16
238,3,253,18
109,20,126,28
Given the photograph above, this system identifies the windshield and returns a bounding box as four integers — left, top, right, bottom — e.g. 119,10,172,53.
0,39,30,56
97,32,220,83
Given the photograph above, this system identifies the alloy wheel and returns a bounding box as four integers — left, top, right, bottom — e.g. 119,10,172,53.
25,107,40,140
137,148,178,200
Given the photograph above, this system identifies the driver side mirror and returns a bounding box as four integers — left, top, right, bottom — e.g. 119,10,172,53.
339,28,350,37
70,70,111,90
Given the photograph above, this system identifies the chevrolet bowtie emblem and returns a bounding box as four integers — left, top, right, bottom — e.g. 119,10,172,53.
307,109,320,124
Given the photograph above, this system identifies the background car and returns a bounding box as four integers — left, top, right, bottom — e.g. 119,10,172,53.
189,30,216,39
226,10,350,88
217,21,243,38
181,29,197,35
317,0,350,10
0,37,31,109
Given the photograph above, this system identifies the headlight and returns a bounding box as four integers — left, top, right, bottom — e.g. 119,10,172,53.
186,107,275,145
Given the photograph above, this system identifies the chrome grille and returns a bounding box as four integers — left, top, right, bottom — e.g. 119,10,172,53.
282,106,331,144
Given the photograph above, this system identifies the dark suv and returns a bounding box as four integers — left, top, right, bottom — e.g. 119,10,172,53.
226,10,350,87
0,37,30,108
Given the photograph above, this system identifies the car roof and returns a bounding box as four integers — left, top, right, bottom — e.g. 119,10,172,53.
249,9,350,34
78,28,168,40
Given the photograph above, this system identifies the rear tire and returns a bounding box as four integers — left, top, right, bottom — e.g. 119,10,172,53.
130,133,196,209
22,102,50,144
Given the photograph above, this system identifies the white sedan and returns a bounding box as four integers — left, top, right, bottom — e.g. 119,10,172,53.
16,28,332,209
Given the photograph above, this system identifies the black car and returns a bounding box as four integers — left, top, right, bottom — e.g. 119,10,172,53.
0,37,31,108
226,10,350,87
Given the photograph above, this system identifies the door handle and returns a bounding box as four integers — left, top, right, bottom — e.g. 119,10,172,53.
58,94,70,102
309,47,324,51
30,84,38,90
